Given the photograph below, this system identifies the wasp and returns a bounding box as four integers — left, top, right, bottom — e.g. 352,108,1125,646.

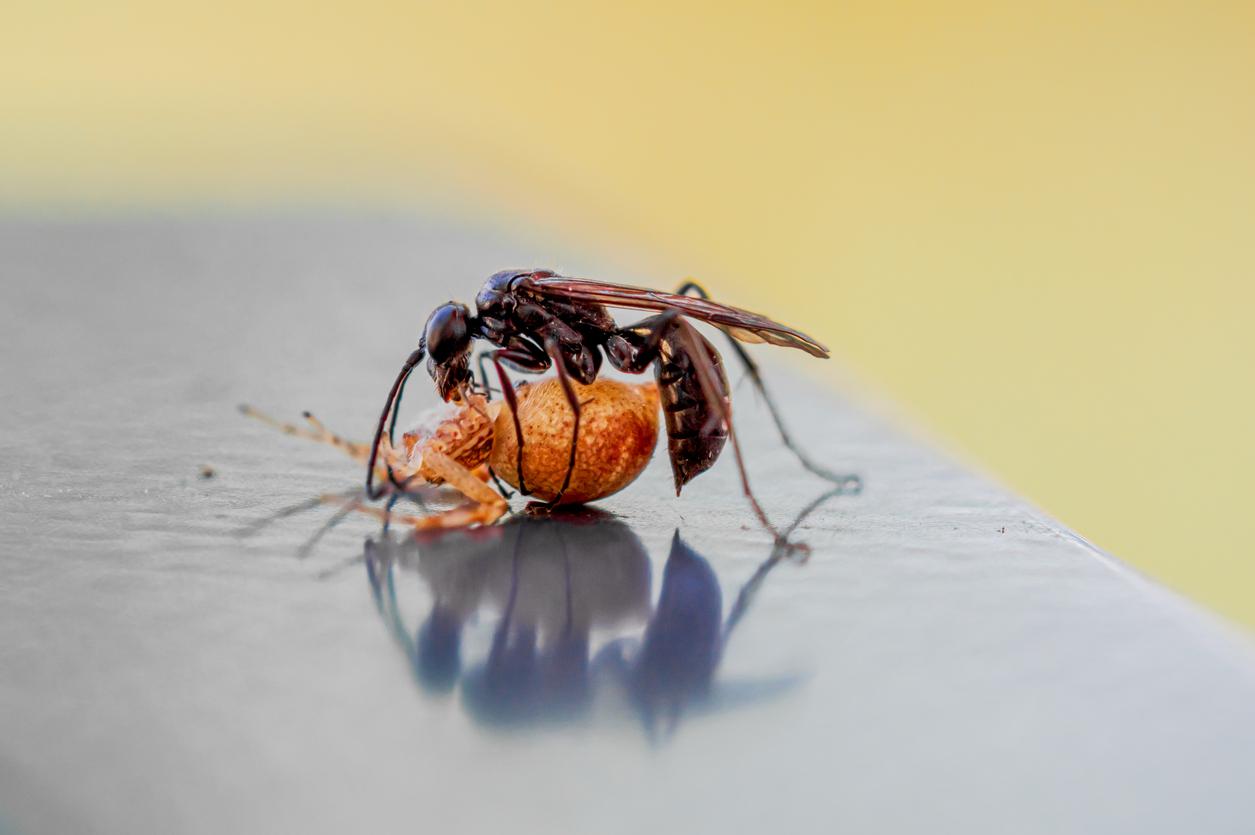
367,271,858,543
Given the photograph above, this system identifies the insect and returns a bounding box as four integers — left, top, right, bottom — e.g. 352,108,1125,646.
242,376,660,530
366,271,857,543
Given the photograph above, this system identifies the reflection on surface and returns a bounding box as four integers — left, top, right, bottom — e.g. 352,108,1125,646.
364,491,841,739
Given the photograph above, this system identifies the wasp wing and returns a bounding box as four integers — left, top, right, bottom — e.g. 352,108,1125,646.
528,276,829,358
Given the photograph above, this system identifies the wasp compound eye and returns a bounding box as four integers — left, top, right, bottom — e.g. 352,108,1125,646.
424,303,472,363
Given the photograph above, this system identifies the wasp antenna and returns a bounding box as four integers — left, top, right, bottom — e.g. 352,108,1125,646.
365,347,425,499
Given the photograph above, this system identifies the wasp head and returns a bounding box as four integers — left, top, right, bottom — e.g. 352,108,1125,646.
424,302,476,401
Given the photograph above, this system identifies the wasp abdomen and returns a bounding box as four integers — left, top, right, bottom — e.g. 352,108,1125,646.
656,328,729,495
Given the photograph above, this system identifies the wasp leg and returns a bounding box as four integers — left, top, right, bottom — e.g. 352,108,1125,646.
488,467,515,499
608,310,788,544
669,317,800,552
605,310,678,372
674,280,861,494
606,309,727,492
539,336,585,507
723,484,847,639
488,350,540,496
475,351,500,399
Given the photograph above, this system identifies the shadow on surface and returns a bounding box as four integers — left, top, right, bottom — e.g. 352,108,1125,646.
362,489,844,742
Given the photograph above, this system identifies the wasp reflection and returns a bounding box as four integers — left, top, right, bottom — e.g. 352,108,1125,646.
363,491,841,740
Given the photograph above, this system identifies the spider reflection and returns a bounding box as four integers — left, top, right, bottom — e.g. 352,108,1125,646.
364,490,842,740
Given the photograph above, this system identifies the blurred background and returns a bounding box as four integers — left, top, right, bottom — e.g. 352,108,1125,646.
3,1,1251,626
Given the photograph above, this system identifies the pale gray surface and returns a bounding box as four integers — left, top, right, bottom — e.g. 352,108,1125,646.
1,214,1253,835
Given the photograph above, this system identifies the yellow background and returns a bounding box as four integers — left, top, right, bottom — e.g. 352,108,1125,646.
4,2,1252,624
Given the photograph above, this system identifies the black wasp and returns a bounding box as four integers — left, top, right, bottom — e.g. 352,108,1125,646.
365,270,857,542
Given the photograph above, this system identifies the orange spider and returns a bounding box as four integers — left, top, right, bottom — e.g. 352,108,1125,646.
243,378,659,530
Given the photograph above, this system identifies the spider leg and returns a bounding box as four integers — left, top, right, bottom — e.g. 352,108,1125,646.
241,404,420,488
240,405,371,461
420,448,507,509
322,490,506,532
674,280,861,494
377,447,509,530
